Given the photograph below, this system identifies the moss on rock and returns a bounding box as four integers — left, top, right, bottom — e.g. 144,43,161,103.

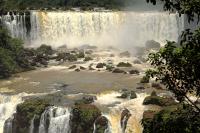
70,104,101,133
143,96,176,106
13,99,51,133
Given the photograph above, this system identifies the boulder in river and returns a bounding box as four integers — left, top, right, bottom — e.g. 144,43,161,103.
129,69,140,75
69,65,76,69
117,62,132,67
143,95,177,106
94,116,109,133
119,51,131,57
84,56,93,61
96,63,106,68
121,109,131,133
117,90,137,99
80,66,86,70
75,96,97,105
112,68,126,73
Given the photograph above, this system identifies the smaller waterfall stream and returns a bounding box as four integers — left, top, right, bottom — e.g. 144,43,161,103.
0,93,28,133
38,107,71,133
94,92,147,133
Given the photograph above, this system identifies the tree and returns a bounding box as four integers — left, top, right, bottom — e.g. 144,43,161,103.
145,0,200,112
146,0,200,22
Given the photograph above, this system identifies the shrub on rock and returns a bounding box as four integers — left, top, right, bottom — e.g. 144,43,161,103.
13,99,50,133
142,105,200,133
117,62,132,67
84,57,93,61
143,96,176,106
96,63,106,68
70,104,101,133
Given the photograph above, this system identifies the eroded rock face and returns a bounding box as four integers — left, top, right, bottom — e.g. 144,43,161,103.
70,104,101,133
93,116,109,133
120,109,131,133
11,99,50,133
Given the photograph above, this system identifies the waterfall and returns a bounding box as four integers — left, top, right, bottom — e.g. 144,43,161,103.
1,11,184,48
29,115,35,133
0,93,27,133
3,116,13,133
0,12,27,40
95,92,147,133
38,107,71,133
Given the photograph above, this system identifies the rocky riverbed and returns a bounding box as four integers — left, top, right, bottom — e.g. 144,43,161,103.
0,44,176,133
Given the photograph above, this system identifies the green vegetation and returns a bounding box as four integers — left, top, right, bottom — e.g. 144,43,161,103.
71,104,101,133
143,95,177,106
146,29,200,111
142,1,200,132
0,26,34,78
117,62,132,67
142,104,200,133
0,0,129,11
147,0,200,22
15,99,50,133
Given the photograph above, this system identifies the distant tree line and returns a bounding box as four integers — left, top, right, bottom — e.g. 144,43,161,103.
0,0,130,11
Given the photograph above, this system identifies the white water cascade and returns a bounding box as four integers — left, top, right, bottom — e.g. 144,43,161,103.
0,11,184,48
0,12,28,40
38,107,71,133
94,92,147,133
0,93,28,133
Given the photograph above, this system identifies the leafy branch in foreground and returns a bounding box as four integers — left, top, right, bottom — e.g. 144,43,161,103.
146,28,200,112
146,0,200,22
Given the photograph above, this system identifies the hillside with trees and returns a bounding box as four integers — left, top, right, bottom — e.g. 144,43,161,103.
0,0,129,11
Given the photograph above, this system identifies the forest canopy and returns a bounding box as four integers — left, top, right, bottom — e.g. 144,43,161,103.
0,0,131,10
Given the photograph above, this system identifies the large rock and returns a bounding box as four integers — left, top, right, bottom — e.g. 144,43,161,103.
96,63,106,68
84,57,93,61
117,62,132,67
68,65,76,69
70,104,101,133
117,90,137,99
75,96,97,105
94,116,109,133
145,40,161,50
12,99,50,133
112,68,125,73
143,95,177,106
121,109,131,133
129,69,140,75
